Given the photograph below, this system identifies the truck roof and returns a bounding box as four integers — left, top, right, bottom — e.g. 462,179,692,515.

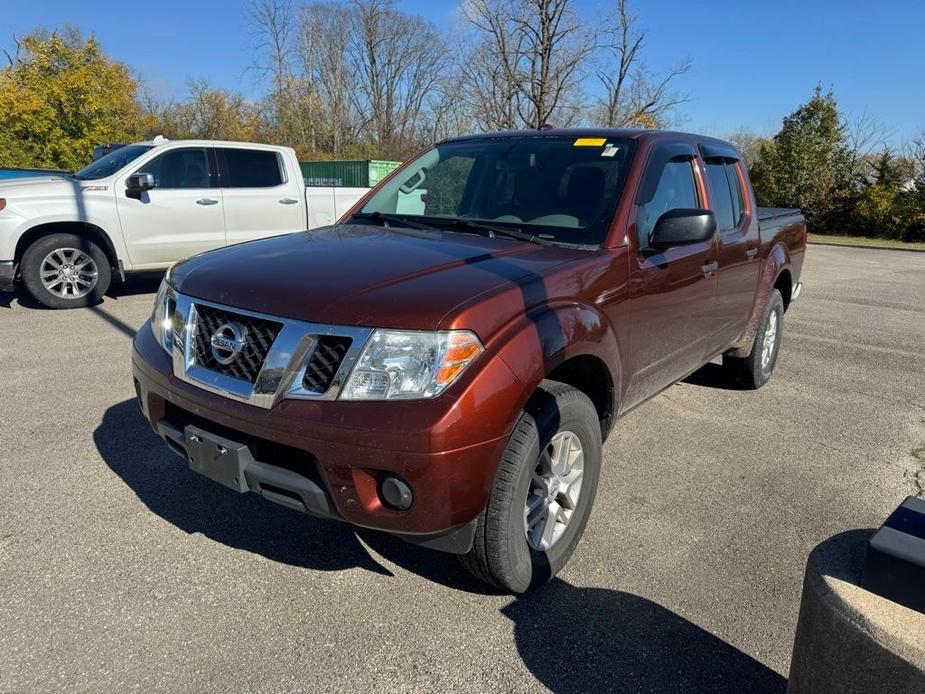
444,127,736,149
130,137,294,152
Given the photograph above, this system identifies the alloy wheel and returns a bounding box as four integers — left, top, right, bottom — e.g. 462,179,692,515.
524,430,585,551
761,309,779,370
40,248,99,299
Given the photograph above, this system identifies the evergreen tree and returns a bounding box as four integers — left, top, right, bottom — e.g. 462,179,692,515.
749,86,855,233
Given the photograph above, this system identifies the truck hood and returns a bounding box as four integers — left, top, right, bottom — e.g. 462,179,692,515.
0,175,95,198
171,224,589,330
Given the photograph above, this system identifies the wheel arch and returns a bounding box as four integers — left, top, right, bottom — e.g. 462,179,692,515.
490,301,623,442
774,267,793,310
546,354,616,441
15,222,120,273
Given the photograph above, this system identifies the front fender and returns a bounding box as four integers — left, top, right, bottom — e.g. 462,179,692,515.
488,300,622,416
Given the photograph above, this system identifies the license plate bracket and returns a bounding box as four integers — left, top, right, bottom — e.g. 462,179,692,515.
184,424,252,493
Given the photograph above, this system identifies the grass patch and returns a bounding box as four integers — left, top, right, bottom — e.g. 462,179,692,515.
808,233,925,251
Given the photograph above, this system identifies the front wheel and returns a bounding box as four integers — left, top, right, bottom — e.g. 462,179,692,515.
723,288,784,389
20,233,112,309
460,381,602,593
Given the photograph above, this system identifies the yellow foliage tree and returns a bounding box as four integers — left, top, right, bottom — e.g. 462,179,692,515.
0,28,145,170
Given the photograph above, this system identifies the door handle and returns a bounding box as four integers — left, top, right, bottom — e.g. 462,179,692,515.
701,261,719,276
279,197,299,205
196,198,219,206
745,248,758,260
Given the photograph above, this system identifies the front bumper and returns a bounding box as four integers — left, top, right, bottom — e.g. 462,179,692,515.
0,260,14,292
131,322,527,553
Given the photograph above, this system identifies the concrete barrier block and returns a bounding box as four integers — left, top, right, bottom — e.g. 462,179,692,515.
787,530,925,694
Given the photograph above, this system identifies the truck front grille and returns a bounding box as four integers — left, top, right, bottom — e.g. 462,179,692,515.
302,336,353,393
192,304,283,383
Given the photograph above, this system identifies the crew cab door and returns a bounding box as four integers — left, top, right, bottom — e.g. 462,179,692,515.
115,147,225,267
623,142,720,410
700,144,761,344
217,147,307,245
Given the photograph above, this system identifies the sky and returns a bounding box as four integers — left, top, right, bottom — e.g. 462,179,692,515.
3,0,923,146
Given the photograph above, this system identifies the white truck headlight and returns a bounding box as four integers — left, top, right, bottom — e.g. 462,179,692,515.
340,329,483,400
150,277,176,353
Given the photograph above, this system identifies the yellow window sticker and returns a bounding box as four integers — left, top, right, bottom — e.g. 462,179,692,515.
573,137,607,146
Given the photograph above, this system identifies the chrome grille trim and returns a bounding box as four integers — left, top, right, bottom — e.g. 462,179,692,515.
171,292,373,409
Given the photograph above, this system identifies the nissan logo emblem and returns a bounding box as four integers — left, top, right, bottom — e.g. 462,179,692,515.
210,322,247,364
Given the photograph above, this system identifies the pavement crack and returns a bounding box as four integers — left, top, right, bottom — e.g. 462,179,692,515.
911,447,925,498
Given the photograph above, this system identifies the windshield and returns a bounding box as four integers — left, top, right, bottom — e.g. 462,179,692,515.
355,135,636,246
73,145,152,180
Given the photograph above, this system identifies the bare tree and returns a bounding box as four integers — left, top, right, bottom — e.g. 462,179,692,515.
248,0,326,154
461,0,595,129
347,0,449,156
157,78,260,141
595,0,690,128
247,0,297,99
727,129,769,169
457,33,522,131
300,2,357,156
844,108,894,183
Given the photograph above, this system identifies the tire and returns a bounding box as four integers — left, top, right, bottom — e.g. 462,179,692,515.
723,288,784,389
460,380,602,593
20,233,111,309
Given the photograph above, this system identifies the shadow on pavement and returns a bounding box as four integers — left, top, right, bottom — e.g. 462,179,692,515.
0,270,164,310
682,362,751,391
93,399,498,594
96,399,790,688
503,579,787,694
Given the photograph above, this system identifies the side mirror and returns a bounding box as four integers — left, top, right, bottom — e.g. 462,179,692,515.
126,173,155,199
650,208,716,249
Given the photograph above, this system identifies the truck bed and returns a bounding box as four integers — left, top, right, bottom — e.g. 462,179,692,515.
757,207,802,223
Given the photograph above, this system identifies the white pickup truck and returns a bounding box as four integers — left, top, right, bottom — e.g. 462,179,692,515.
0,138,368,308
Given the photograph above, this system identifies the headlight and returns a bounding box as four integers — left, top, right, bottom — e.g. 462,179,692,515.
340,329,483,400
150,277,176,353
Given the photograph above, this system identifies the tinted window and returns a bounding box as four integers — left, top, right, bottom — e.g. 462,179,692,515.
137,148,210,189
74,145,152,180
640,158,699,240
359,136,636,247
220,148,283,188
705,162,735,232
725,162,746,226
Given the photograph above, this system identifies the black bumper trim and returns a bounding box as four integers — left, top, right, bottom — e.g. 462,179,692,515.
150,409,479,556
156,418,337,519
391,518,478,555
0,260,14,292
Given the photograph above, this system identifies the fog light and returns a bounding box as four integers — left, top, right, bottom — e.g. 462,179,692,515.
379,475,413,511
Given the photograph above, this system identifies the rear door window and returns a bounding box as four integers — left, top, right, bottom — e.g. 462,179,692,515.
705,161,736,232
219,148,284,188
725,162,746,227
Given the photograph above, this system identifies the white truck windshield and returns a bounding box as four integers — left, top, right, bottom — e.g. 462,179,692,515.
73,145,153,181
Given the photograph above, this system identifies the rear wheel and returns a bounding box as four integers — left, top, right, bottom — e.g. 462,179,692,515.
460,381,602,593
723,288,784,389
20,233,111,309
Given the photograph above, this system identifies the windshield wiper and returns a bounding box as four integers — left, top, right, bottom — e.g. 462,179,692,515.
424,217,551,246
352,211,438,231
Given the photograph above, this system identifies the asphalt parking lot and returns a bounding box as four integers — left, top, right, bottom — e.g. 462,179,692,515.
1,244,924,693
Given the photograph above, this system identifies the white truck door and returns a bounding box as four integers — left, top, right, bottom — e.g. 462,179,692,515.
306,187,336,229
217,147,306,244
115,146,225,267
305,187,368,229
